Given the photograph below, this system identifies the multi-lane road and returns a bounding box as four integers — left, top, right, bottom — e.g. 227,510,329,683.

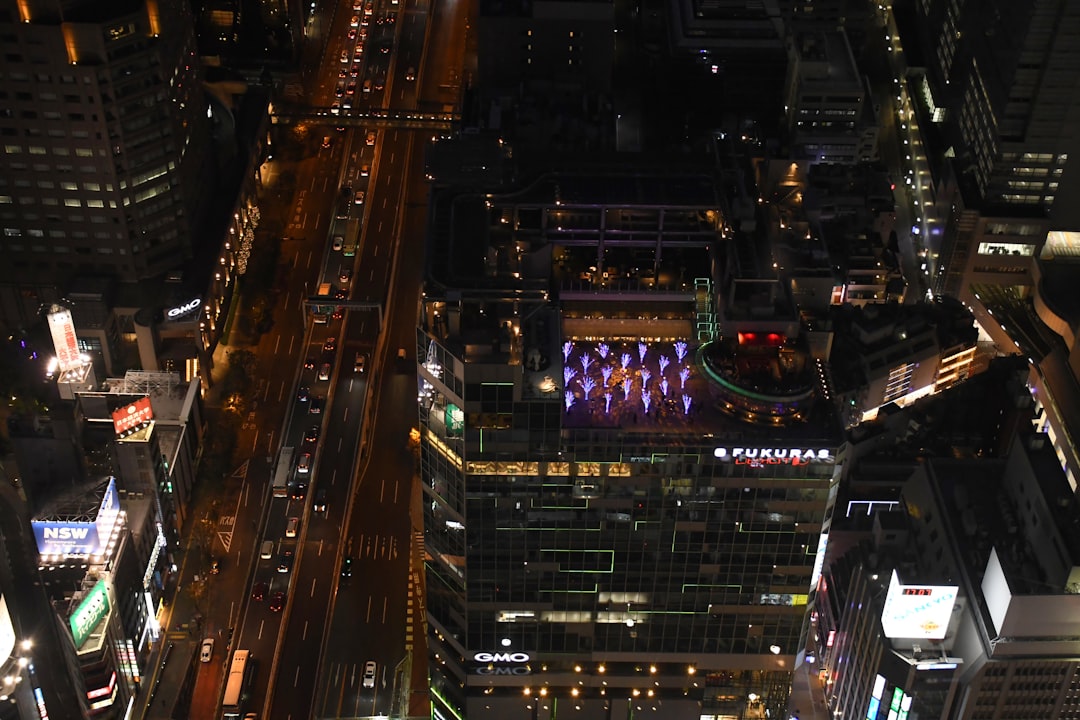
162,0,468,716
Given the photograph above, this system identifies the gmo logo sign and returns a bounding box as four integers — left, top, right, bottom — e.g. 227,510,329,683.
473,652,530,664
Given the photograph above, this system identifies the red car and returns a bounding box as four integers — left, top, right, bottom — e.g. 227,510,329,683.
269,591,286,612
251,582,268,601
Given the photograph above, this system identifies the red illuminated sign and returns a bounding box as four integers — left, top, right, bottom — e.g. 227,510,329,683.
111,397,154,436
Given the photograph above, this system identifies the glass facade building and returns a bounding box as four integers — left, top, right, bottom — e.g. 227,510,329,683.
420,170,845,720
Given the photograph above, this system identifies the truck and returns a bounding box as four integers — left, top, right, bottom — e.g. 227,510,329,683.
272,447,294,498
343,217,361,257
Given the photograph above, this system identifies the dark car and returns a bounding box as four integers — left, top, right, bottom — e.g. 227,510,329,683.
304,425,320,443
210,557,221,574
324,337,337,352
304,356,316,370
251,581,268,601
340,557,353,581
269,591,286,612
277,550,294,573
297,385,310,402
289,482,307,500
309,397,324,414
313,488,328,514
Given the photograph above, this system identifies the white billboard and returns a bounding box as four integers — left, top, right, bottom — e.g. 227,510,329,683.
880,570,958,639
47,306,82,372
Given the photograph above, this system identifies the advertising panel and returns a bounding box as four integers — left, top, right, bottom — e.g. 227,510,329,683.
165,297,201,321
48,307,82,372
111,397,154,436
880,570,958,639
69,579,110,649
95,478,120,550
0,595,15,661
32,520,100,556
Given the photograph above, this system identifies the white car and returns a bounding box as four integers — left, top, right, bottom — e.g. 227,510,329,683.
200,638,215,663
363,661,377,688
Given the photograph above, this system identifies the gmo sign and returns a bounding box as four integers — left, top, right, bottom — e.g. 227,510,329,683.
473,652,530,664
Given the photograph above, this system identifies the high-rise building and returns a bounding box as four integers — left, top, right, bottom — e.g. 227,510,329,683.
900,0,1080,300
420,169,844,720
0,0,211,329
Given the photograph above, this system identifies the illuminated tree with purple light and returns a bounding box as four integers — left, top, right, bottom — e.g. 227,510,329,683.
622,378,633,397
564,390,575,411
659,355,670,374
564,366,577,385
660,379,669,397
638,342,648,363
580,353,593,374
604,392,613,414
601,366,613,385
640,368,652,388
641,390,652,413
582,376,596,398
679,367,691,389
597,343,610,360
621,353,632,370
563,341,574,361
682,395,692,414
674,341,688,362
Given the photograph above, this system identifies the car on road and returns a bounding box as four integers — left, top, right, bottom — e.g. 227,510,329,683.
318,362,332,381
335,84,345,98
340,556,353,581
289,481,308,500
363,661,377,688
252,581,268,601
309,397,324,414
360,164,370,177
331,101,340,115
333,288,348,300
313,488,328,514
347,28,357,40
277,550,294,573
332,306,344,320
405,66,415,81
297,385,310,402
210,557,221,574
297,453,311,474
324,337,337,352
350,14,360,26
353,190,365,205
200,638,215,662
332,236,344,251
340,51,349,63
339,268,352,284
304,425,320,443
354,352,365,373
305,356,316,370
366,131,376,146
346,81,357,95
269,591,286,613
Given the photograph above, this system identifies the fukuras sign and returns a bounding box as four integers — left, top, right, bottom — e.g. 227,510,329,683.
69,579,110,649
714,447,834,465
473,652,531,663
166,297,201,321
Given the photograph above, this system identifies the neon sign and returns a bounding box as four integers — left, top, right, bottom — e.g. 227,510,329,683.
166,298,201,320
473,652,530,663
713,447,834,465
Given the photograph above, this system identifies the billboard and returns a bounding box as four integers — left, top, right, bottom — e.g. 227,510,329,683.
32,520,100,556
48,306,82,372
112,397,154,436
880,570,958,639
69,579,110,649
0,595,15,662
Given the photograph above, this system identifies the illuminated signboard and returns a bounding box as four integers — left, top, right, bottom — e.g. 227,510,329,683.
166,297,201,321
48,306,82,372
32,519,100,556
880,570,957,639
69,579,110,649
0,595,15,662
473,652,530,663
714,447,834,465
111,397,154,436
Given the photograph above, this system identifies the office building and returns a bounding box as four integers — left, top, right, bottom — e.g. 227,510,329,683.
898,0,1080,301
420,169,845,720
0,0,212,330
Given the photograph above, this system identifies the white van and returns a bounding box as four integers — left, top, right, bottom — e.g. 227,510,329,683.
260,540,274,559
286,517,299,538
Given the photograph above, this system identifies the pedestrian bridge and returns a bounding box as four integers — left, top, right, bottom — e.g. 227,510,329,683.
271,104,457,131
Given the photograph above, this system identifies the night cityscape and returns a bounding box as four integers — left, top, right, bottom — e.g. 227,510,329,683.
0,0,1079,719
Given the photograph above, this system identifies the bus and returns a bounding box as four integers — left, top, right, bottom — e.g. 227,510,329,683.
272,447,294,498
343,217,361,257
221,649,255,719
